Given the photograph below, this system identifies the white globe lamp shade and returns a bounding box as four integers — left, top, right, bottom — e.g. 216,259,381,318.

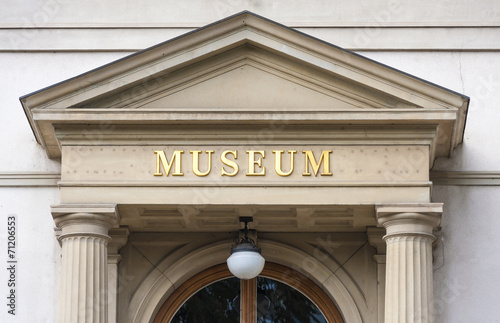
227,248,265,280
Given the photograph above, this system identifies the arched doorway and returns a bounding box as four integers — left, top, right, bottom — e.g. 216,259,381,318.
154,262,344,323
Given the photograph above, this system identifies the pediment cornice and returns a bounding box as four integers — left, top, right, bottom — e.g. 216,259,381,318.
20,11,469,160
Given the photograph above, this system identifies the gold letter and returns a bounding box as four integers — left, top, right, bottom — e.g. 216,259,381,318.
221,150,239,176
246,150,266,176
273,150,296,176
154,150,184,176
302,150,333,176
191,150,214,177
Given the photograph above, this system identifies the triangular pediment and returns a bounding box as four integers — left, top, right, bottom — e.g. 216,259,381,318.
137,62,360,110
20,11,468,159
96,60,371,111
77,45,418,112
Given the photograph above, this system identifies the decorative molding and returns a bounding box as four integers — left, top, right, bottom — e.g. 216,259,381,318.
431,171,500,186
1,171,499,187
0,172,60,187
58,181,433,188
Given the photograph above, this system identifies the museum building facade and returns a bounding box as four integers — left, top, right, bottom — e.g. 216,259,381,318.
17,11,473,323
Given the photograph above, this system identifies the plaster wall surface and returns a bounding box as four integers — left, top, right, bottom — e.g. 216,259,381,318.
0,187,60,323
432,186,500,322
361,51,500,171
1,0,499,27
0,52,129,172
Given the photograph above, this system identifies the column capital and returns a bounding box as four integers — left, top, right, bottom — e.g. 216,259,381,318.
51,204,119,241
52,204,119,227
376,203,442,239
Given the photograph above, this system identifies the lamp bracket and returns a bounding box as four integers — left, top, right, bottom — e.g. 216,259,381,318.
239,216,253,223
231,216,259,250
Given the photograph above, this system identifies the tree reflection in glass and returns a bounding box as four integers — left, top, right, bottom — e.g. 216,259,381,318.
171,276,327,323
257,277,327,323
171,277,240,323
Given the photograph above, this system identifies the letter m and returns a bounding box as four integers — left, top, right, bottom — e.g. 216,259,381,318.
154,150,184,176
303,150,333,176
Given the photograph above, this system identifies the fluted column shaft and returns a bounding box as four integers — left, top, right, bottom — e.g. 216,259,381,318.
377,204,442,323
53,205,118,323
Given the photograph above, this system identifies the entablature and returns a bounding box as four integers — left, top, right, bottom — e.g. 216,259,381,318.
18,11,471,236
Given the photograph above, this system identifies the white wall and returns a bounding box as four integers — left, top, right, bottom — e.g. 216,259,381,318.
0,51,127,321
361,51,500,171
432,186,500,322
0,187,60,323
2,0,499,27
0,52,129,172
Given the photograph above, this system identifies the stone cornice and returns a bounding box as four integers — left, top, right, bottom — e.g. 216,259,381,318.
19,11,468,162
430,171,500,186
0,172,60,187
2,171,500,187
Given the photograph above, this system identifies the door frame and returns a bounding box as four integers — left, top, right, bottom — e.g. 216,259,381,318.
154,262,344,323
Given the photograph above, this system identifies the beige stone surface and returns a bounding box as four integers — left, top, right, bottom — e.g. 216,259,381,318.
377,204,442,323
61,145,429,183
52,206,119,323
122,232,372,322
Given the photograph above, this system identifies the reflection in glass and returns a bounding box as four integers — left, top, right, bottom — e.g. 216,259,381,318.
257,277,327,323
171,276,328,323
171,277,240,323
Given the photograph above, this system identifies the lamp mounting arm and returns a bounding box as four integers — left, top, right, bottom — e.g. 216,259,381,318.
239,216,255,245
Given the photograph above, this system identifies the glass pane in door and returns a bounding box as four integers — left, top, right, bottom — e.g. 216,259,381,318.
171,277,240,323
256,277,327,323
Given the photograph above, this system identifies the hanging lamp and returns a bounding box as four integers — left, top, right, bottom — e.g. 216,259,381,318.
227,217,265,280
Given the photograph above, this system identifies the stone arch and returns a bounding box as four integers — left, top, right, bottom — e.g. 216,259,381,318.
128,239,363,323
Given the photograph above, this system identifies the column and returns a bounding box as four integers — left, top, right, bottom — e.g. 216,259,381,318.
52,205,119,323
368,227,387,323
107,228,129,323
376,204,442,323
